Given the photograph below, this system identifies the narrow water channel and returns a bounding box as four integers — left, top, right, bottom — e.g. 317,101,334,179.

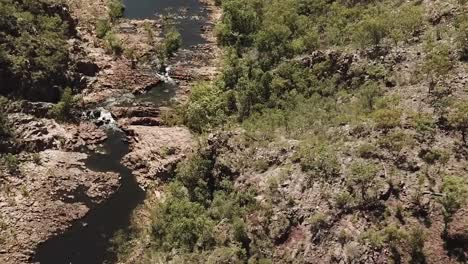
33,0,209,263
34,130,143,264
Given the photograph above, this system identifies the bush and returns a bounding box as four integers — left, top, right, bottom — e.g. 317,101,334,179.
2,153,19,173
358,81,382,112
163,26,182,58
175,154,214,204
96,19,111,38
377,131,414,153
446,100,468,145
0,0,70,101
108,0,125,21
423,39,454,87
308,212,327,233
0,112,11,140
389,4,425,44
104,32,123,55
296,142,340,180
455,14,468,60
334,191,354,209
372,108,401,130
439,176,468,226
348,161,380,201
50,87,74,120
357,143,378,159
409,227,426,264
352,12,389,47
184,83,228,133
151,183,215,252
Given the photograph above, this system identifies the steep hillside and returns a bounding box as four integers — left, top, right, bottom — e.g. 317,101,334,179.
113,0,468,263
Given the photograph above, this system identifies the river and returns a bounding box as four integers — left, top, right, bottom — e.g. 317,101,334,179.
33,0,208,263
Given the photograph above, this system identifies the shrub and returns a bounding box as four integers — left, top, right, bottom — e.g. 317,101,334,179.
50,87,74,120
446,100,468,145
352,12,389,47
206,246,246,264
357,143,378,159
389,4,425,44
358,81,382,112
409,227,426,264
296,142,340,180
334,190,354,209
455,14,468,60
439,176,468,226
372,108,401,129
0,111,11,139
2,153,19,173
348,161,380,200
151,183,215,252
108,0,125,21
422,39,454,87
184,83,228,133
96,19,111,38
410,112,436,141
175,154,214,204
377,131,414,153
163,26,182,58
309,212,327,233
104,32,123,55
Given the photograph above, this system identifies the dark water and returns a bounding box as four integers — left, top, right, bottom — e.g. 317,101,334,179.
123,0,208,47
34,130,145,264
135,81,177,105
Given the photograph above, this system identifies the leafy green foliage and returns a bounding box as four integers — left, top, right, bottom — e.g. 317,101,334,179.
151,182,215,252
348,161,381,201
296,142,340,180
108,0,125,21
0,0,70,101
163,26,182,58
439,176,468,225
96,19,111,39
184,83,228,133
104,32,123,55
372,108,402,130
50,87,74,120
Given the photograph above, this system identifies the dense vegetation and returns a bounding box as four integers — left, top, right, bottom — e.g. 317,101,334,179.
0,0,72,101
141,0,468,263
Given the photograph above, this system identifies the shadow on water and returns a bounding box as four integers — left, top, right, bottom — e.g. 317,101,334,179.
33,130,145,264
123,0,208,47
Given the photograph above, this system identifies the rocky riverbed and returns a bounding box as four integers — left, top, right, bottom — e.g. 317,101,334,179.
0,0,220,262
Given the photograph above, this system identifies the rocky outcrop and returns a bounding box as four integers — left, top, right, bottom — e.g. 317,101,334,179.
122,126,193,187
0,150,120,264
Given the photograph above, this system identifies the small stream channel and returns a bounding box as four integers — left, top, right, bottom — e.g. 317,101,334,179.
33,1,209,263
